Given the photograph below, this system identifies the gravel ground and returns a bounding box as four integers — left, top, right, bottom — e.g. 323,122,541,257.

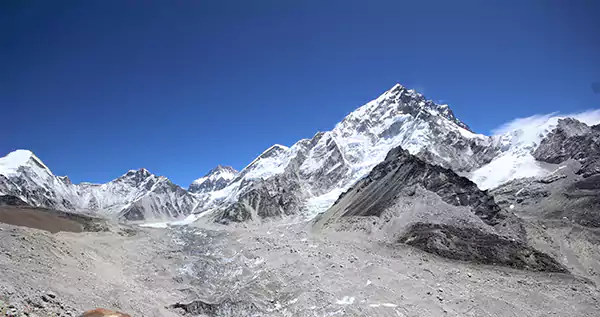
1,212,599,316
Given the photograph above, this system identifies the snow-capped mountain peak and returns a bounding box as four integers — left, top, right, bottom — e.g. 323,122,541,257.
189,165,239,194
116,168,156,185
0,149,51,176
237,144,291,181
198,84,496,221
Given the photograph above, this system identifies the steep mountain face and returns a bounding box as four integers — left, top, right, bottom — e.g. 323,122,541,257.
195,85,600,223
202,84,500,222
533,118,600,177
189,165,238,194
213,172,306,224
0,150,80,212
75,169,199,221
0,150,197,221
313,146,565,272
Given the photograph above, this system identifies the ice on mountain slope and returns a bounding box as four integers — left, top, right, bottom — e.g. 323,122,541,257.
470,110,600,189
470,152,551,190
237,144,291,180
191,166,237,186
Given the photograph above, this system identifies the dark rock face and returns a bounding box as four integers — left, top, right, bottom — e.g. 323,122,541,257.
315,146,564,272
0,195,29,206
578,159,600,178
490,164,600,228
338,146,505,227
170,299,259,316
534,118,600,177
398,223,567,272
214,173,306,223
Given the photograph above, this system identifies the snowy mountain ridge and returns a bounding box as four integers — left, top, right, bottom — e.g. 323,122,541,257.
196,84,505,221
2,84,599,223
0,152,197,221
196,84,600,222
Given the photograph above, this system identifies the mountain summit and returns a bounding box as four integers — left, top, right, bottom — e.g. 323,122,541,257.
198,84,496,222
189,165,239,193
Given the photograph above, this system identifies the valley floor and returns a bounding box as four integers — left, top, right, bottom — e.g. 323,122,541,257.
0,214,599,317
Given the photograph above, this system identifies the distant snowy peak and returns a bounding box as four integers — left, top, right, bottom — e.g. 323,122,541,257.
0,149,52,176
115,168,157,185
237,144,291,180
205,165,239,180
0,150,197,221
189,165,239,193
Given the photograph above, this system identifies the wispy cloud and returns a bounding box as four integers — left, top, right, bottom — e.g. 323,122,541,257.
491,109,600,136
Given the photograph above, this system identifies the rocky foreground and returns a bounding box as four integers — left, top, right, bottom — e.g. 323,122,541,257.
1,207,599,317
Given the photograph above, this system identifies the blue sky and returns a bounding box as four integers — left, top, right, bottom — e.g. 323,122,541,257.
1,0,599,186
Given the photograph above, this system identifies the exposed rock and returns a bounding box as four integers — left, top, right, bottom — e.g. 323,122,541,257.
538,173,568,184
80,308,131,317
399,223,566,272
170,299,260,316
534,118,600,178
332,146,507,228
213,172,307,223
490,162,600,228
0,195,29,207
314,146,564,272
58,176,72,186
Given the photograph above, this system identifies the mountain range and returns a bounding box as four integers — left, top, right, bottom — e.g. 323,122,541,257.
1,84,599,225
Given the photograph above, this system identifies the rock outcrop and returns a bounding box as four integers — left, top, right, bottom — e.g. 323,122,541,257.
314,146,565,272
490,160,600,228
80,308,131,317
213,172,307,223
534,118,600,178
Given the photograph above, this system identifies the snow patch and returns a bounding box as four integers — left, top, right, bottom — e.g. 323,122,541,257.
335,296,355,305
470,109,600,189
470,153,548,190
369,303,398,308
303,188,345,219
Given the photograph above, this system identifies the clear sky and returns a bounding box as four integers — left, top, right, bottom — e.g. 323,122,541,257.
1,0,599,186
